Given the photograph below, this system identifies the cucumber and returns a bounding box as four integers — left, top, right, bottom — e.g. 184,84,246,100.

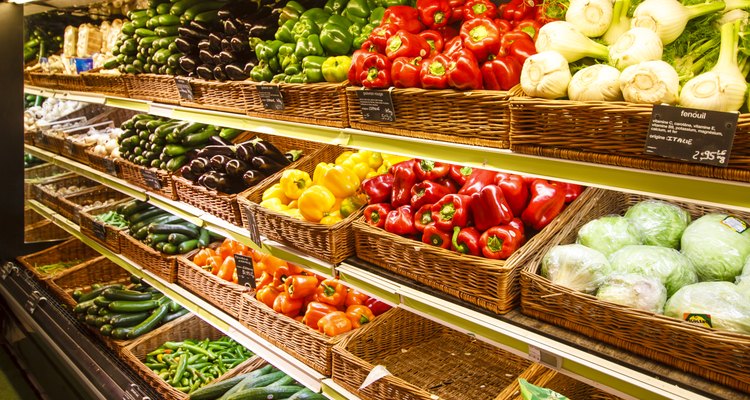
182,128,216,146
224,386,303,400
103,58,119,69
153,48,172,65
121,22,135,36
155,26,179,37
148,233,170,244
188,367,273,400
219,128,243,141
149,223,200,237
166,155,187,172
287,389,326,400
184,2,224,21
164,144,192,156
133,17,149,29
135,28,156,37
157,14,180,26
170,0,203,15
156,2,172,15
128,208,166,225
110,311,152,327
267,375,295,387
178,122,207,137
78,283,125,302
129,10,149,19
103,288,153,302
146,119,166,132
129,214,178,232
162,243,178,254
162,308,189,323
239,371,286,390
108,299,159,313
178,239,199,253
168,233,191,244
197,228,210,248
119,200,149,216
127,304,169,339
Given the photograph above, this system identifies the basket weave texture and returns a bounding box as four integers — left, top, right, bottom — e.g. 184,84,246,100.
17,238,100,281
178,79,245,113
55,74,87,92
79,200,128,253
119,232,178,283
57,187,126,225
176,250,250,319
81,71,129,97
47,256,130,309
29,72,60,89
24,220,71,243
31,173,99,215
117,158,177,200
123,73,180,105
24,163,68,200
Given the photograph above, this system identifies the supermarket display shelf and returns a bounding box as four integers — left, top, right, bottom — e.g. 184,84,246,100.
24,84,750,212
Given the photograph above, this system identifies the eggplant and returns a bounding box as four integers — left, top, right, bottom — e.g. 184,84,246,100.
189,157,210,175
242,169,266,187
219,51,236,65
208,136,232,146
248,25,276,39
190,21,214,34
195,65,214,80
225,63,249,81
225,158,249,178
209,154,233,172
198,39,210,51
175,37,196,54
198,171,229,191
208,33,223,53
179,56,197,73
213,65,228,81
235,140,257,163
185,148,201,161
178,165,199,182
221,39,232,52
243,60,257,76
285,149,303,163
252,138,289,165
252,156,287,175
230,37,249,54
199,49,215,66
178,27,208,41
197,145,235,159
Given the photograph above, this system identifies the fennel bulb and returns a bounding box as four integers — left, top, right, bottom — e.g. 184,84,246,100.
631,0,726,45
566,0,614,37
609,28,664,70
568,64,623,101
535,21,610,62
619,60,681,104
521,51,573,99
603,0,633,44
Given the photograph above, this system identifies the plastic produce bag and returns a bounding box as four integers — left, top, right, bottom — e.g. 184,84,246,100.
77,24,103,58
541,244,612,294
596,273,667,313
624,200,691,248
577,215,642,256
63,26,78,57
665,282,750,333
681,214,750,282
609,245,697,296
518,379,569,400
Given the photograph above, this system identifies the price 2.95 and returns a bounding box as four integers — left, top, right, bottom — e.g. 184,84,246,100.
693,149,728,164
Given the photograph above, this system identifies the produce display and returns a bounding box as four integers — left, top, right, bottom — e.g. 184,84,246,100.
39,181,97,197
24,98,85,132
191,239,252,283
94,209,130,228
71,275,189,339
24,154,45,169
24,23,63,63
33,260,84,276
67,125,122,156
186,364,326,400
362,159,582,259
144,336,254,394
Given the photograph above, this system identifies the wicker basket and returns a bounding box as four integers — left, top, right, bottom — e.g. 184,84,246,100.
57,187,128,225
123,74,180,105
117,158,177,200
29,72,59,89
354,187,601,314
17,238,100,281
509,92,750,182
55,74,87,92
332,307,536,400
496,365,622,400
31,174,99,214
81,71,129,97
238,81,349,128
521,189,750,394
176,251,251,319
173,133,324,226
120,232,178,283
24,219,71,243
35,131,65,154
238,293,357,375
47,256,131,308
178,79,245,113
86,149,120,176
237,145,361,264
122,315,260,400
79,201,127,253
346,86,512,149
24,163,68,200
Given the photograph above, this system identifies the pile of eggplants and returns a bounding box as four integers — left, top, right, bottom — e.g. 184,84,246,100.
176,0,281,81
179,136,303,194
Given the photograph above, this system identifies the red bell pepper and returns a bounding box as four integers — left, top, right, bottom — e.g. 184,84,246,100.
419,30,445,56
392,56,424,88
459,18,501,62
303,301,338,330
386,30,430,60
507,34,536,63
365,297,392,316
368,23,400,54
411,180,454,209
423,223,452,249
551,181,584,203
481,55,521,90
508,217,526,245
364,203,392,228
385,205,418,235
436,176,460,193
419,54,451,89
390,159,417,207
443,36,463,56
447,48,483,90
470,184,513,231
479,224,523,259
464,0,497,20
502,0,534,21
416,0,452,29
448,0,466,23
535,0,566,24
359,52,392,89
413,203,434,232
515,19,543,40
449,165,473,186
494,19,512,34
438,25,460,40
431,194,472,230
345,289,370,307
383,6,425,34
414,159,450,181
458,167,496,196
495,172,529,216
451,226,481,256
348,49,373,85
362,174,394,204
521,179,566,231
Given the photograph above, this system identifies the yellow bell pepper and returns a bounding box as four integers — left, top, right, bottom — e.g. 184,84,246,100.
279,169,312,200
367,152,383,169
297,185,336,222
333,197,343,212
260,198,290,212
281,208,305,220
340,194,367,218
382,154,410,164
320,210,343,225
320,164,360,198
313,162,333,185
262,183,290,204
341,153,371,181
335,151,354,165
288,200,298,209
364,169,379,179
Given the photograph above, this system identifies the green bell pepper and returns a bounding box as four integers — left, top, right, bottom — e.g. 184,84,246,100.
257,40,283,62
294,34,325,59
302,56,327,83
299,8,331,30
250,62,274,82
345,0,370,20
268,56,281,73
291,18,320,42
286,73,306,84
324,0,347,15
272,73,287,83
275,20,296,43
322,56,352,83
354,23,376,49
369,7,385,24
321,20,353,56
327,14,352,28
278,43,296,68
348,23,362,37
342,9,368,26
279,1,305,26
284,63,301,75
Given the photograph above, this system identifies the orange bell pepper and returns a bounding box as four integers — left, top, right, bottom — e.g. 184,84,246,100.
318,311,353,336
285,275,320,299
256,286,280,308
256,271,273,289
273,292,304,318
315,279,348,308
302,301,338,330
209,255,223,275
193,249,210,266
217,256,236,282
345,289,370,307
261,253,289,278
346,305,375,329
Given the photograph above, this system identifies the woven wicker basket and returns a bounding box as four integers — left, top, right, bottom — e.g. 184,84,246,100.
496,365,622,400
521,189,750,394
24,163,68,200
120,232,179,283
35,131,65,154
29,72,59,89
332,307,536,400
24,220,71,243
238,81,349,128
31,174,99,215
176,251,251,319
60,137,97,165
17,238,100,281
79,201,127,253
237,145,361,264
55,74,87,92
354,187,601,314
123,74,180,105
81,71,129,97
86,149,120,176
173,133,324,226
509,90,750,182
117,158,177,200
178,79,245,113
346,86,512,149
57,187,128,225
47,256,131,308
122,315,260,400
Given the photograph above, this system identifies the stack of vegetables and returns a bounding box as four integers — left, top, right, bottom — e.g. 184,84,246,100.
361,159,583,259
24,25,63,63
252,250,391,335
187,365,326,400
177,0,280,81
94,209,130,229
179,135,303,195
542,199,750,334
144,337,253,394
348,0,547,89
521,0,750,112
123,200,217,255
72,275,189,340
191,239,253,283
259,150,399,224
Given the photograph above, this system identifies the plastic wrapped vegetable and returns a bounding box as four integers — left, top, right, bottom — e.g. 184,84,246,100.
681,214,750,282
64,26,78,57
577,215,642,256
541,244,612,294
77,24,103,58
609,245,697,296
519,378,569,400
665,282,750,333
624,200,691,248
596,273,667,313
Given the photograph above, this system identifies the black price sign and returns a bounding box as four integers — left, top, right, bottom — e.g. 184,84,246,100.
257,85,284,110
102,158,118,175
92,221,108,241
234,254,256,289
645,104,737,167
356,89,396,122
244,208,262,247
141,169,163,190
175,77,194,101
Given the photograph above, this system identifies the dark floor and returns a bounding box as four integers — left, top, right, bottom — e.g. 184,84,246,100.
0,345,38,400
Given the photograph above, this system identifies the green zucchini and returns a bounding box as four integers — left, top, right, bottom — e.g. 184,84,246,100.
170,0,202,15
164,144,192,156
110,311,152,327
197,228,210,248
129,10,149,19
178,239,199,253
188,366,273,400
93,296,113,308
155,242,167,252
135,28,156,37
133,17,149,29
178,122,207,137
100,324,114,336
119,200,148,216
166,155,187,171
148,233,170,244
97,308,111,316
108,299,159,313
219,128,243,141
78,283,125,302
224,386,303,400
111,327,134,340
127,304,169,339
182,128,216,146
149,223,200,237
156,2,172,15
127,207,163,223
162,308,189,323
168,233,190,244
194,10,219,23
287,389,326,400
121,22,135,36
155,26,179,37
153,48,172,65
103,288,153,302
183,1,224,21
162,243,178,254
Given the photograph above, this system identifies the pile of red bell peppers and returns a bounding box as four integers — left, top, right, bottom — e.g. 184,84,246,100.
348,0,550,90
361,159,583,259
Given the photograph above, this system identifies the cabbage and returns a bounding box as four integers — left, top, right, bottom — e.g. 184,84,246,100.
577,215,642,256
735,258,750,298
541,244,612,294
624,200,691,248
596,273,667,313
665,282,750,334
609,245,697,296
681,214,750,282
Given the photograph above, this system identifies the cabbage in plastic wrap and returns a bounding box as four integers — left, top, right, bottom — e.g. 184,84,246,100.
665,282,750,334
609,245,697,296
577,215,642,256
681,214,750,282
596,273,667,313
541,244,612,294
624,200,691,248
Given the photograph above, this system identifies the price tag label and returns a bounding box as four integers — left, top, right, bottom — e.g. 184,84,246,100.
92,221,108,241
257,85,284,110
175,77,194,101
234,254,256,289
140,169,163,190
356,89,396,122
102,158,118,175
645,104,737,167
244,208,262,247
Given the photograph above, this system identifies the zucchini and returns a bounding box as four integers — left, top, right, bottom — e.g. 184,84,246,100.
100,324,114,336
224,386,303,400
267,375,295,387
149,223,200,237
135,28,156,37
157,14,180,26
182,128,216,146
93,296,112,308
98,307,111,316
108,299,159,313
120,200,149,216
155,242,167,252
155,26,179,37
188,367,273,400
128,10,149,19
87,305,100,315
146,119,166,132
148,233,170,244
178,239,199,253
287,389,326,400
153,48,172,65
170,0,203,15
219,128,242,141
111,327,134,340
164,144,192,157
133,17,149,29
197,228,210,248
178,122,207,137
156,2,172,15
110,311,152,327
103,288,153,302
162,308,189,323
127,207,166,224
168,233,190,244
127,304,169,339
121,22,135,36
162,243,178,254
166,155,187,172
239,371,286,390
184,2,224,21
78,283,125,302
194,10,219,24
